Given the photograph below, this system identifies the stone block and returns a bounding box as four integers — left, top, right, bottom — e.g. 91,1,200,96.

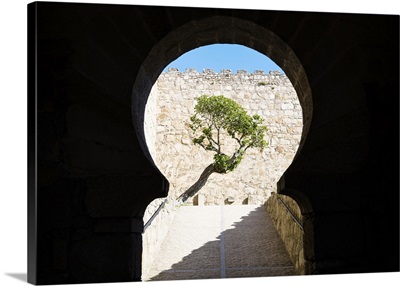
197,194,205,206
248,195,258,205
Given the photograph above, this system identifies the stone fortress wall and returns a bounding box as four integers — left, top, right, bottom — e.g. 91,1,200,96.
144,68,303,206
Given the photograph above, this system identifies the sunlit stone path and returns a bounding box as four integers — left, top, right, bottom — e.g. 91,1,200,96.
144,205,295,281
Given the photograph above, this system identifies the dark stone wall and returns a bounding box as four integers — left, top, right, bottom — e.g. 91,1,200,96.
28,2,399,284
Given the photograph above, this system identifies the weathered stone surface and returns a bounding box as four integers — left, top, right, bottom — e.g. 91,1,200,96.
144,69,303,206
266,193,305,274
142,198,179,279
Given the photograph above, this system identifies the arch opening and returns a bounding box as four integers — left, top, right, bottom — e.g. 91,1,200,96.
144,44,304,206
132,16,313,279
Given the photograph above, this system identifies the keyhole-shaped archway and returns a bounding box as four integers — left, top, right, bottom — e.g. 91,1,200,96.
142,45,306,278
132,15,314,277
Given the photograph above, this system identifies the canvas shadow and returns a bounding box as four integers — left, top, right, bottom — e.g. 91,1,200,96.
5,273,27,282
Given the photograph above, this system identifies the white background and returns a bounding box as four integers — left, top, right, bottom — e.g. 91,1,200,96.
0,1,399,286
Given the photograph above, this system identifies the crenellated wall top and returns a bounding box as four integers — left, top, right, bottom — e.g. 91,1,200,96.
160,68,290,86
165,67,283,76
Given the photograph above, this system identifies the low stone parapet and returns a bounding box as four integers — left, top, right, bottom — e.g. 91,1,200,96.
142,198,179,279
265,193,305,274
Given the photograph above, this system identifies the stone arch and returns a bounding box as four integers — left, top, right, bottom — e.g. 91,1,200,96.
132,15,314,276
132,15,313,207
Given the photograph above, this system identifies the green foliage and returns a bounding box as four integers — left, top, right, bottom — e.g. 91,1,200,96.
189,95,268,173
213,153,243,173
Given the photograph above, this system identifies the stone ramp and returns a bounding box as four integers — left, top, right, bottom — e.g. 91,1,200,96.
144,205,295,281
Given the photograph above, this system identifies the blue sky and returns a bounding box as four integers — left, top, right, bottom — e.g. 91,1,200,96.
163,44,284,74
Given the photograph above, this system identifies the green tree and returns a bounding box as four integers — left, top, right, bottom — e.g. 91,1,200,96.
177,95,268,203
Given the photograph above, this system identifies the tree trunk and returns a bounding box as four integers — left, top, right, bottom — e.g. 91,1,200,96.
177,163,216,204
